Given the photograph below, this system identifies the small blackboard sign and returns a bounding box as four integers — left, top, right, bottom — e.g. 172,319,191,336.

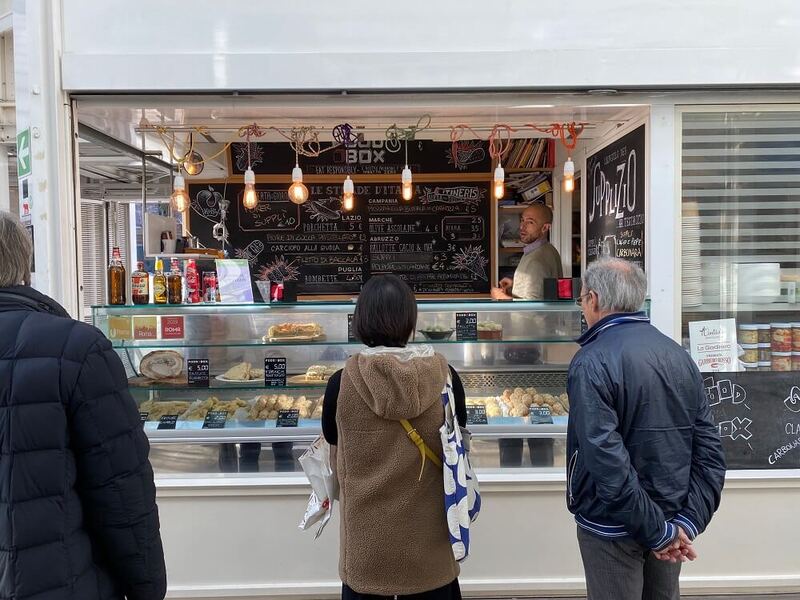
530,406,553,424
277,409,300,427
264,357,287,387
466,404,488,425
202,410,228,429
139,412,149,423
348,314,356,342
456,312,478,341
157,415,178,430
187,358,210,387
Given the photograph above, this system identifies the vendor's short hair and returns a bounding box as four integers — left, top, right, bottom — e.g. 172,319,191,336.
353,274,417,347
0,211,32,287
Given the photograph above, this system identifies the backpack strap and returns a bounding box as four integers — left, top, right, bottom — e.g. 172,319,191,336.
400,419,442,480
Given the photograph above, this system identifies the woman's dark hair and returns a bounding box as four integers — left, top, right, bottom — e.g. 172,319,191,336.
353,274,417,347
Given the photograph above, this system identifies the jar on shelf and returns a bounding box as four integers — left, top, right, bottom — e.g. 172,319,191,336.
741,344,759,364
757,324,771,344
792,323,800,352
738,324,759,345
758,361,772,372
771,323,793,352
793,353,800,371
758,343,771,362
772,352,792,372
742,362,760,372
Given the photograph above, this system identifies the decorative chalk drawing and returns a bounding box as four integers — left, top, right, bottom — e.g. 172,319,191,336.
233,142,264,172
258,256,301,282
305,197,343,222
233,240,265,266
784,386,800,413
447,140,487,171
451,246,488,282
191,185,223,223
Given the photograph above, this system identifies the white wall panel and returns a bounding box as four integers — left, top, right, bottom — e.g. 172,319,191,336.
61,0,800,92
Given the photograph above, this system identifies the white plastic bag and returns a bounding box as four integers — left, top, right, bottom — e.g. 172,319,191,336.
298,435,338,538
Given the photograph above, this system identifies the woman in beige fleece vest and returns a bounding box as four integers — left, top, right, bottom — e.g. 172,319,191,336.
322,275,468,600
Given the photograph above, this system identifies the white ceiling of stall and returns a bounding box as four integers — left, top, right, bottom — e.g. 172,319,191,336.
74,92,649,182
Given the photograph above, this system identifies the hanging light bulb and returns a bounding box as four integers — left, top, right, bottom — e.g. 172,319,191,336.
401,165,413,202
493,161,505,199
170,173,189,212
563,157,575,193
288,163,309,205
342,175,355,212
243,167,258,209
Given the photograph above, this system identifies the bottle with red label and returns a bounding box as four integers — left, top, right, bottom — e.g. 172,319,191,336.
131,261,150,305
185,259,201,304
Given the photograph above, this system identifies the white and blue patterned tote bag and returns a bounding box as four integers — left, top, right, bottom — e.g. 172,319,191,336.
440,374,481,562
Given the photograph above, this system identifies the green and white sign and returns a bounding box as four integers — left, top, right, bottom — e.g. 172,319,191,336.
17,128,31,177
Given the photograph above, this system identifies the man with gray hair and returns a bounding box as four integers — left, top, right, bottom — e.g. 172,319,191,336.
567,258,725,600
0,211,167,600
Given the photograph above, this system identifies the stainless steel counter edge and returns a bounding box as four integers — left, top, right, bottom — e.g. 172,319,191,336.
154,468,800,496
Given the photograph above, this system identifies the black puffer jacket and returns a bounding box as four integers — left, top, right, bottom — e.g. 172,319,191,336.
0,286,166,600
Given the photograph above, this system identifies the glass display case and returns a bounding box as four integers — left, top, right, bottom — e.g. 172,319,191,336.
91,299,612,476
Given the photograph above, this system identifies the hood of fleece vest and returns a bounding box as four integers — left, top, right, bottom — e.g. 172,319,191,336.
345,345,448,421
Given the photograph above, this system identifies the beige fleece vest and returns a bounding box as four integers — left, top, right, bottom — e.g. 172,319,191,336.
335,352,459,596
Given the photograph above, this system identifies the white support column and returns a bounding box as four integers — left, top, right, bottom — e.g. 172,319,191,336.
0,149,8,211
13,0,78,315
648,103,680,341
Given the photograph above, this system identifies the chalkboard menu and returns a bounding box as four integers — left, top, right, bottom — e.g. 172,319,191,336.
229,140,491,176
188,180,491,295
706,372,800,469
585,124,646,272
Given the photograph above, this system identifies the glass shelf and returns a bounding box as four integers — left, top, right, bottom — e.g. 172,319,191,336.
92,298,584,313
111,337,580,349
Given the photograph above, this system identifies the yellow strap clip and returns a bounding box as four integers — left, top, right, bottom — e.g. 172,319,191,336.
400,419,442,481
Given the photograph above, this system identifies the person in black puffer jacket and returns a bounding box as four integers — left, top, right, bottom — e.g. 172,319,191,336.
0,211,167,600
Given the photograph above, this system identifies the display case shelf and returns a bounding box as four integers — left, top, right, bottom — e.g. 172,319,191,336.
111,337,580,349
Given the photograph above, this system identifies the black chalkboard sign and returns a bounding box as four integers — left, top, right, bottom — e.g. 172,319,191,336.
189,180,491,296
264,357,287,387
277,409,300,427
229,140,491,176
157,415,178,430
456,312,478,341
586,124,646,272
705,372,800,469
187,358,210,387
202,410,228,429
466,404,488,425
347,314,356,342
530,406,554,425
139,412,149,423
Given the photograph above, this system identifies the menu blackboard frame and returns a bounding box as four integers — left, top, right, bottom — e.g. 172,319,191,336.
583,122,647,274
187,173,496,298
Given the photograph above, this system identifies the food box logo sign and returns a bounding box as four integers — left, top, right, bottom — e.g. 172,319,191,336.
133,316,158,340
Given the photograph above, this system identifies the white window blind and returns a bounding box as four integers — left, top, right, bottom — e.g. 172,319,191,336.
80,201,106,322
681,111,800,308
